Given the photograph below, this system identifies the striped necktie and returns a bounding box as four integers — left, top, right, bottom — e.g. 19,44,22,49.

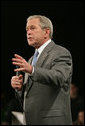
32,50,39,66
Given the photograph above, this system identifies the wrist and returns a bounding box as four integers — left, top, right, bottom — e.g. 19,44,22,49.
29,65,33,74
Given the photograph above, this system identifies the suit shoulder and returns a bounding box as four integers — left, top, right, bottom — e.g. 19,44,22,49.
53,42,72,56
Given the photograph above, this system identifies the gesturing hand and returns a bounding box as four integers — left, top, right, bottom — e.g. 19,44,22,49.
12,54,33,74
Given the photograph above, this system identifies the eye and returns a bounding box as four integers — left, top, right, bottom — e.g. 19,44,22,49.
26,25,36,31
26,27,29,31
30,26,36,30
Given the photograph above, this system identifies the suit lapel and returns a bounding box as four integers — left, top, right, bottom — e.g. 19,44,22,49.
36,52,48,67
25,41,55,96
36,41,55,67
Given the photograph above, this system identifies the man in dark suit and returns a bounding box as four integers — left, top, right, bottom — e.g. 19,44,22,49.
11,15,73,125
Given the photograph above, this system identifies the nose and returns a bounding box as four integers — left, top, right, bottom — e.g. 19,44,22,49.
27,29,31,35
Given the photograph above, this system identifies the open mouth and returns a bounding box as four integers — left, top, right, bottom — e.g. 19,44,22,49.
28,37,33,40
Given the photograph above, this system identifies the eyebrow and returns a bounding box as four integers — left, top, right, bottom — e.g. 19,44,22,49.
26,25,36,29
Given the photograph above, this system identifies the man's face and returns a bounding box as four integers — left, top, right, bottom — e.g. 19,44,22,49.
70,84,78,98
78,111,84,123
26,18,47,48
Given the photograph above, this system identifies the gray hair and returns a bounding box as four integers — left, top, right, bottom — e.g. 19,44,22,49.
27,15,53,38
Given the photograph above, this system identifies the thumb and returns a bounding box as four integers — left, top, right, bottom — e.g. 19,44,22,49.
19,74,23,79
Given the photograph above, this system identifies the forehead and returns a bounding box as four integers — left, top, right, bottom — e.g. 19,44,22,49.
27,18,40,26
71,84,76,88
79,112,84,116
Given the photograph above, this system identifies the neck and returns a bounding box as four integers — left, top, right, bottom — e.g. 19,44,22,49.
35,38,51,49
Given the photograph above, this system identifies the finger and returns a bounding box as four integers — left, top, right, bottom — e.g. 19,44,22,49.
14,68,25,72
12,58,22,63
12,84,22,89
11,79,22,83
19,74,23,79
12,62,22,66
11,77,23,83
12,76,19,79
14,54,23,60
12,82,21,85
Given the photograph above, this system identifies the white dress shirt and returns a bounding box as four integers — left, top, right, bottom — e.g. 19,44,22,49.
37,39,51,59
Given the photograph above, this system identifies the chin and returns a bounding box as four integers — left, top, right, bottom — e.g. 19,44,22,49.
28,42,35,47
28,40,33,45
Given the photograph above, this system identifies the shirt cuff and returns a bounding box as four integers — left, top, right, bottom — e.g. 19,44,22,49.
32,66,34,74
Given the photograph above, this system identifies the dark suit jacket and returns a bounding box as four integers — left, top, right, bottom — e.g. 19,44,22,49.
20,41,73,125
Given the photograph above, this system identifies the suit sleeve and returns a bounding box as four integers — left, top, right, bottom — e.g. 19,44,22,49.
30,50,73,87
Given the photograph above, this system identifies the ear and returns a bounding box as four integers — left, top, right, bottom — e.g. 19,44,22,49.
44,28,50,38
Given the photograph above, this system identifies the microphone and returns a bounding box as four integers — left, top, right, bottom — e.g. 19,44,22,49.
16,66,20,76
15,66,20,92
15,66,23,108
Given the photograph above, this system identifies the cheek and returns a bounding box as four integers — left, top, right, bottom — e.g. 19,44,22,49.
35,31,44,39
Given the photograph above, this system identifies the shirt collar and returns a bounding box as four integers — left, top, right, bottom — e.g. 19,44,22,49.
36,39,51,56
